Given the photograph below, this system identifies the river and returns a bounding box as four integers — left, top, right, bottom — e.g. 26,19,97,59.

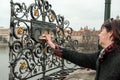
0,46,9,80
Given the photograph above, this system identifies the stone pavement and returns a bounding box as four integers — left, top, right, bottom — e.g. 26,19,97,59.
64,69,96,80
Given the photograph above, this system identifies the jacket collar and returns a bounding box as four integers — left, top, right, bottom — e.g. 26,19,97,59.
104,43,119,53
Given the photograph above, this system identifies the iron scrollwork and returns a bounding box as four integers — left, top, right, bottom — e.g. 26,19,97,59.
9,0,79,80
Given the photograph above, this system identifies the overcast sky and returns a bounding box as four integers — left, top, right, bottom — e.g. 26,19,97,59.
0,0,120,30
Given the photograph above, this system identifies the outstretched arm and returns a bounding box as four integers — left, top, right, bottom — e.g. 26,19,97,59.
39,34,99,69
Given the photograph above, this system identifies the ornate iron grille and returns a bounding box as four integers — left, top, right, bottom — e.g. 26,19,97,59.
9,0,79,80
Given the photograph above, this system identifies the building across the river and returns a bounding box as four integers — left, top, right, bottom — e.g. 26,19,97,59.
0,27,9,41
0,27,9,47
71,27,99,52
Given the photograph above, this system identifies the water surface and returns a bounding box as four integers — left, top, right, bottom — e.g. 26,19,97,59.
0,46,9,80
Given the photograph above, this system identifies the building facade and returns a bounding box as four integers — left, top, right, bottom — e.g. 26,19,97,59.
0,28,9,42
0,28,9,47
71,28,99,53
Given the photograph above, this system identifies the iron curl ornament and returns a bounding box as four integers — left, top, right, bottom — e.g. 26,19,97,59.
9,0,79,80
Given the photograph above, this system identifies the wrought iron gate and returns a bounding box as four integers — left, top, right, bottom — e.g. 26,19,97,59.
9,0,79,80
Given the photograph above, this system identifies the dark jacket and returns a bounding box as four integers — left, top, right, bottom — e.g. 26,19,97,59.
55,44,120,80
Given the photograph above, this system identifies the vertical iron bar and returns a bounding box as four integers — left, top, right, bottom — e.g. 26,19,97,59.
9,0,14,80
42,0,46,22
42,0,46,79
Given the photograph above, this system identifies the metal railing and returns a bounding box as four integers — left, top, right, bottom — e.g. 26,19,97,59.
9,0,79,80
